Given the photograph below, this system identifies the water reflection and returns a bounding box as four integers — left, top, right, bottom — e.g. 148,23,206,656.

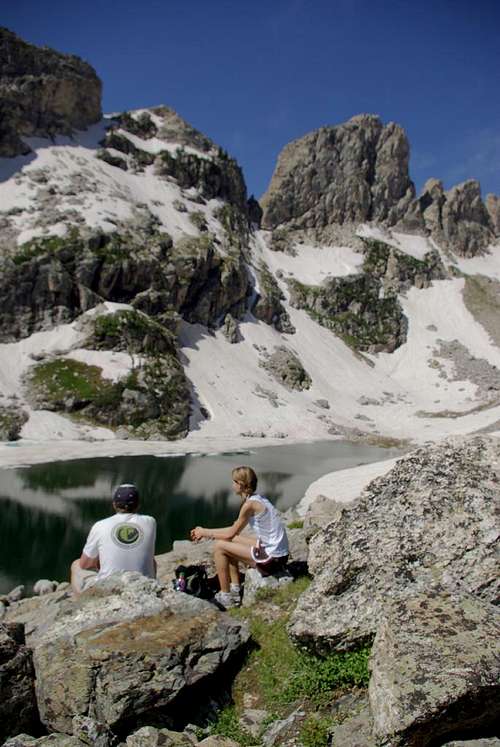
0,441,401,592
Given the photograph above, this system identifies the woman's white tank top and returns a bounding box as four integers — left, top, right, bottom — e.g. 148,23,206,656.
247,494,289,557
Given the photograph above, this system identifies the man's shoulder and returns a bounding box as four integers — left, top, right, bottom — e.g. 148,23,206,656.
90,515,116,530
135,514,156,526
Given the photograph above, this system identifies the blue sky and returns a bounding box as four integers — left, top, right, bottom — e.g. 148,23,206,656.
3,0,499,200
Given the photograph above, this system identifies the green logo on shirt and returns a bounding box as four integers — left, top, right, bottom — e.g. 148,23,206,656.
113,523,144,547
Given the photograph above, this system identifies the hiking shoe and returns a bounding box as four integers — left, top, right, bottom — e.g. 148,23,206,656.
213,590,240,609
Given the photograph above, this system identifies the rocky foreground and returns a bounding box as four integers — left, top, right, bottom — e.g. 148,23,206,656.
1,435,499,747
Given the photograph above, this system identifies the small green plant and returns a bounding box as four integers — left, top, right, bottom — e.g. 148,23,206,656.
300,714,334,747
282,644,371,706
207,706,255,746
12,230,79,265
287,519,304,529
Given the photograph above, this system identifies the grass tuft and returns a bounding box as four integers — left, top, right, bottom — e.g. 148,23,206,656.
300,714,334,747
206,706,255,746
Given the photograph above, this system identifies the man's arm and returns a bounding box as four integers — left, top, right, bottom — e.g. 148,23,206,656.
79,524,100,570
79,553,100,570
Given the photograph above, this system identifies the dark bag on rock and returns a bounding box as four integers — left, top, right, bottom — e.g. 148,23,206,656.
173,564,212,599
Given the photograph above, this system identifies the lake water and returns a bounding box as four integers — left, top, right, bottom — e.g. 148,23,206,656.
0,440,401,593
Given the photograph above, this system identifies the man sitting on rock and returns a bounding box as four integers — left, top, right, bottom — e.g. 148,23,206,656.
70,483,157,595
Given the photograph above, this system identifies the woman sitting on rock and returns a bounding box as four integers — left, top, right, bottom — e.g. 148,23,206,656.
190,465,289,609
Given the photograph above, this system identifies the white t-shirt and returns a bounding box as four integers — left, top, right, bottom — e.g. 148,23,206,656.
82,513,157,581
247,494,289,557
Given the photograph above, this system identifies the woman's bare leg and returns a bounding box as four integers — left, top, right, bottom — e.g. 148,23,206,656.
213,540,255,592
225,535,256,587
232,534,256,548
228,558,240,587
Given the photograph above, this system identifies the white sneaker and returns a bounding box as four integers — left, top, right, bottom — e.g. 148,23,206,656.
214,590,240,609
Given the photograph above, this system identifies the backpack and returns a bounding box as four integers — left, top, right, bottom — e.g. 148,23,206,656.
173,564,212,599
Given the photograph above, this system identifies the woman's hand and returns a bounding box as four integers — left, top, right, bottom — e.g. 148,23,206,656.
190,526,205,542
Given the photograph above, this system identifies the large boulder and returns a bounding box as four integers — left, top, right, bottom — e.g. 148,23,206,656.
0,27,102,157
369,590,500,747
0,623,39,743
28,573,250,736
289,436,500,652
5,586,72,638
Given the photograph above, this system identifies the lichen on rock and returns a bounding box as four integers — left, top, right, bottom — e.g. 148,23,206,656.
289,436,500,653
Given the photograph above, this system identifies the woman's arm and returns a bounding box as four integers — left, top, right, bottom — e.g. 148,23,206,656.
190,502,254,542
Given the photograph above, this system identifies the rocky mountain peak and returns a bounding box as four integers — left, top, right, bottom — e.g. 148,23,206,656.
262,113,499,256
147,105,215,153
260,113,415,232
419,177,496,257
0,27,102,157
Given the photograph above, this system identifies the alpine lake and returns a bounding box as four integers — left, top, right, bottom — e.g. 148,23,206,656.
0,440,402,593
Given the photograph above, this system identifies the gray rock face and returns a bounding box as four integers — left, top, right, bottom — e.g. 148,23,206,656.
486,194,500,236
0,405,29,440
0,229,250,343
329,700,375,747
261,114,416,230
221,313,240,343
419,179,495,256
0,27,102,157
30,573,250,735
125,726,196,746
0,623,39,743
252,265,295,334
3,736,86,747
241,567,294,606
260,346,311,391
289,436,500,653
288,270,408,353
71,715,114,747
369,590,500,747
302,495,345,542
261,114,497,258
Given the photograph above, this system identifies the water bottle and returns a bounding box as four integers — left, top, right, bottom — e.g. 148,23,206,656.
177,572,186,592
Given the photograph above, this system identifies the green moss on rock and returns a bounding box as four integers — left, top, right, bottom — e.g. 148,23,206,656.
362,238,446,290
288,273,407,353
90,309,178,357
25,358,116,410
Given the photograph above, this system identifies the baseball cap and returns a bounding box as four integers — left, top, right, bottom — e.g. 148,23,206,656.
113,483,139,507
